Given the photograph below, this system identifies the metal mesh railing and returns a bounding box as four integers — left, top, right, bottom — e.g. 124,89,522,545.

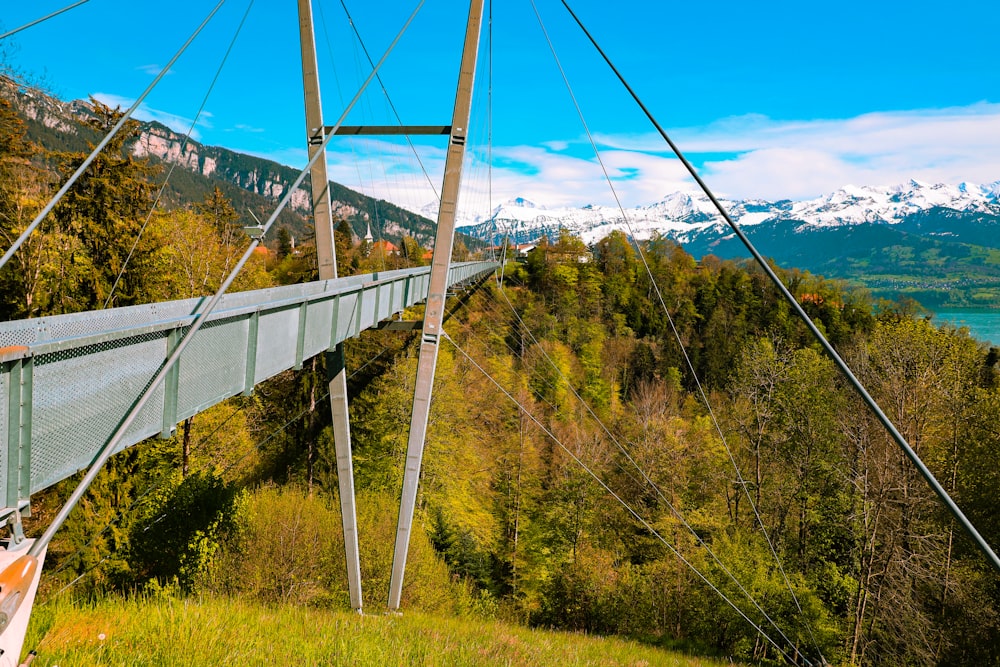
0,261,497,520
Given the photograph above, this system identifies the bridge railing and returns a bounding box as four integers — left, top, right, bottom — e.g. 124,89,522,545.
0,261,498,523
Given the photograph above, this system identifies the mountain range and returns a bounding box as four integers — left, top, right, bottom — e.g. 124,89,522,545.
454,180,1000,243
454,182,1000,308
4,75,999,308
1,75,442,247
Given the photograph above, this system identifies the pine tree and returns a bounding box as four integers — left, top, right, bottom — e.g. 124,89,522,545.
50,97,160,310
334,218,354,274
276,226,293,260
0,96,52,318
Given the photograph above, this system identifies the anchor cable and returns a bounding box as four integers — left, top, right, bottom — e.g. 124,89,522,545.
0,0,91,40
489,283,808,660
559,0,1000,575
529,1,822,661
443,330,798,666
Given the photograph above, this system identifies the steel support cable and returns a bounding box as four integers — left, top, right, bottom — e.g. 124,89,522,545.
489,284,806,659
315,0,371,222
0,0,228,272
457,125,487,264
526,3,823,663
473,289,663,491
487,280,798,645
559,0,1000,575
441,331,797,666
319,2,419,223
0,0,91,40
486,0,510,284
471,30,503,236
42,344,393,594
345,31,387,270
349,11,410,219
457,89,491,263
22,0,424,562
474,289,719,511
337,0,440,203
472,59,497,259
471,291,607,424
487,0,499,268
44,401,246,580
49,555,110,600
318,1,400,254
105,0,257,309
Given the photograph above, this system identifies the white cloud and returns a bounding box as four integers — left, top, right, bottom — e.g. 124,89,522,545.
309,140,692,216
136,64,168,77
231,123,265,133
219,103,1000,215
590,104,1000,201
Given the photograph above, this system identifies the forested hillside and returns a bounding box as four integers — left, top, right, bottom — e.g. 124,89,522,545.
0,74,465,249
2,87,1000,666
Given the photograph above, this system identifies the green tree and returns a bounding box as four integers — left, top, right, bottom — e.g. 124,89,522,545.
276,226,293,260
50,98,160,310
128,470,238,591
333,218,354,274
0,96,53,318
843,318,994,665
152,200,269,300
195,186,243,278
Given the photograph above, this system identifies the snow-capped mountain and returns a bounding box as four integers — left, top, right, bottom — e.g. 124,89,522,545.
453,180,1000,247
451,180,1000,307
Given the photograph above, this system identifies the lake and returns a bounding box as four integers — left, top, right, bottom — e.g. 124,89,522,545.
930,308,1000,346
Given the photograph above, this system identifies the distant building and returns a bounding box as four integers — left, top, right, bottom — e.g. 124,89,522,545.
514,243,536,257
371,240,399,254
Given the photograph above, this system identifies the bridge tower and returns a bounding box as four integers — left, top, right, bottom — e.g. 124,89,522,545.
296,0,364,612
388,0,485,610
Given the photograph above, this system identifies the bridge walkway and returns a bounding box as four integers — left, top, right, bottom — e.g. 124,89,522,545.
0,261,499,523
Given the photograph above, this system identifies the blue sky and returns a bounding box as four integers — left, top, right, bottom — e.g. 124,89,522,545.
3,0,999,213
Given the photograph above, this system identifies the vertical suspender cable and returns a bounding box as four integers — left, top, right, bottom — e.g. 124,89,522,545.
105,0,257,309
526,4,824,660
0,0,228,272
337,0,440,202
559,0,1000,573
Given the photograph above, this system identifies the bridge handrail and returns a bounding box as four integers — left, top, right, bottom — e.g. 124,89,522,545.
0,261,498,522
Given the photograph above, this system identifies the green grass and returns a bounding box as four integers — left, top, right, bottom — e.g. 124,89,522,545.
21,595,732,666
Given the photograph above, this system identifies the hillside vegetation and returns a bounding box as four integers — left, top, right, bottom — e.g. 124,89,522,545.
2,86,1000,666
0,74,458,248
688,215,1000,308
25,596,728,666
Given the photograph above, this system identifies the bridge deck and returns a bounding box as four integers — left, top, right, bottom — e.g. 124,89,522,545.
0,261,498,521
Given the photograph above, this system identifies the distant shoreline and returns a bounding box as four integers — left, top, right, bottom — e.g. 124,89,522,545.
930,307,1000,346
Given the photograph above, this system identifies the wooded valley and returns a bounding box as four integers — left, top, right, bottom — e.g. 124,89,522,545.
2,95,1000,666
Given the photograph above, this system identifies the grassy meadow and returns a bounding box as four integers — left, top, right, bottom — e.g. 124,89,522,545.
21,595,734,666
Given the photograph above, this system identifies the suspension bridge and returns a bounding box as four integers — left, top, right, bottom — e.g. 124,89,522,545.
0,1,998,666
